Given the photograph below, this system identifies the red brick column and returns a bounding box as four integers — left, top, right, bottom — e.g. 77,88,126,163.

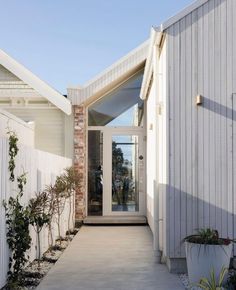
73,105,86,221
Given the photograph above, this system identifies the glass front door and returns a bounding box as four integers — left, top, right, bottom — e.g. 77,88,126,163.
112,135,139,212
87,128,145,216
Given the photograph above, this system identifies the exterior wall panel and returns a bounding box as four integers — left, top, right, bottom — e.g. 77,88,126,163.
165,0,235,258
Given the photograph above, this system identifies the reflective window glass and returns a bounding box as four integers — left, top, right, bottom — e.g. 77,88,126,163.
88,71,144,127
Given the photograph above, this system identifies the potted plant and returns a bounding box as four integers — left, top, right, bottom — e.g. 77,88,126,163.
184,228,233,284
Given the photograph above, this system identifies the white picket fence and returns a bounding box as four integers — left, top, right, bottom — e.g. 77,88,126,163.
0,137,72,288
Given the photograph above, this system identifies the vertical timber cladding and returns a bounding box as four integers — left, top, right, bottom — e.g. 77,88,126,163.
166,0,235,259
73,105,86,220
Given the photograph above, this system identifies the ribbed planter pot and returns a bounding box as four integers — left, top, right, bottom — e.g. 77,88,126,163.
185,241,232,284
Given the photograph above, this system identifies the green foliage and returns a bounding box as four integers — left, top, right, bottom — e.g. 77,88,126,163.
195,267,228,290
7,130,19,182
62,167,80,195
3,172,31,289
45,175,66,243
184,228,231,245
29,191,51,262
3,130,31,289
61,167,80,232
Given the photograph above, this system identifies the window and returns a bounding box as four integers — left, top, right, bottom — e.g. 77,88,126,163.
88,70,144,127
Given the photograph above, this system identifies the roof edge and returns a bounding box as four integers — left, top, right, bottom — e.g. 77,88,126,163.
140,27,162,100
68,40,149,90
0,49,71,115
160,0,209,31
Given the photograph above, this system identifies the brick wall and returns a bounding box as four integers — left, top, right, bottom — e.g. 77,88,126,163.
73,105,86,220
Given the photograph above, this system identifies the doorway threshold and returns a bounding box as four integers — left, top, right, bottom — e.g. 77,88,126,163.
84,216,147,225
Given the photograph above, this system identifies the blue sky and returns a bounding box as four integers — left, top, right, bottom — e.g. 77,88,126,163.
0,0,192,94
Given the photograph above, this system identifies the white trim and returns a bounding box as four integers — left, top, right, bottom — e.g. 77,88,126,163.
0,50,71,115
159,0,209,31
140,28,163,100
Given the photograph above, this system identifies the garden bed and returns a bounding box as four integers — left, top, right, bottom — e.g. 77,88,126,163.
14,227,80,290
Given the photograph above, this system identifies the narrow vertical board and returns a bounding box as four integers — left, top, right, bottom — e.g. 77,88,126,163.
219,0,228,239
167,24,176,257
226,0,234,245
191,9,198,232
185,13,193,237
232,0,236,255
180,16,187,256
203,1,210,229
173,21,181,257
197,5,205,229
214,0,222,234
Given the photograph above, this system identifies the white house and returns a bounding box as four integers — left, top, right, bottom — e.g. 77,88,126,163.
0,49,73,158
0,0,235,273
67,0,236,272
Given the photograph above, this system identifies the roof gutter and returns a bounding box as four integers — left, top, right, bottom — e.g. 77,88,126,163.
140,27,163,100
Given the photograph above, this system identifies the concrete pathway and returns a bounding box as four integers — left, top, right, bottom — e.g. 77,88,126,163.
37,226,184,290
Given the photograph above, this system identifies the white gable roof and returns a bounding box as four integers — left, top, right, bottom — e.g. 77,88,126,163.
0,49,71,115
68,41,149,105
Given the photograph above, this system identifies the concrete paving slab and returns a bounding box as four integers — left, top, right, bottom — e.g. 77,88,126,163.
37,226,184,290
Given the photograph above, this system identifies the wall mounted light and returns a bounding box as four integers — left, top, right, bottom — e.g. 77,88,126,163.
196,94,203,106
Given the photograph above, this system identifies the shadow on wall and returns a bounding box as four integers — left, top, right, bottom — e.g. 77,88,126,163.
159,183,235,259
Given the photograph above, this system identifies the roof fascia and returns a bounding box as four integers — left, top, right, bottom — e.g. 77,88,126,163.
0,50,71,115
140,27,162,100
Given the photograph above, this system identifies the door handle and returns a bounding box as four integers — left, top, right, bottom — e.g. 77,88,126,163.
139,155,144,160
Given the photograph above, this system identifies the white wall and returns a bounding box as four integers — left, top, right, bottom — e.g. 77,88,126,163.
5,108,64,156
0,108,34,147
146,83,156,233
0,137,72,288
157,40,168,255
164,0,235,259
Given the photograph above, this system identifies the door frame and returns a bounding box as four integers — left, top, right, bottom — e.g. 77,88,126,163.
87,126,146,217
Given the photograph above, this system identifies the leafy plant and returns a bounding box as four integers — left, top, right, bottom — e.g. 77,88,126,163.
29,191,50,267
3,172,31,289
45,175,67,244
195,267,228,290
7,130,19,182
45,185,57,248
184,228,231,245
61,167,80,233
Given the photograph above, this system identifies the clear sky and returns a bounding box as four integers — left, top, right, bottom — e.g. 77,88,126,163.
0,0,192,94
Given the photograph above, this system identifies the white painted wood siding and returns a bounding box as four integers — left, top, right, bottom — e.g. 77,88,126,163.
157,40,168,255
0,137,72,288
164,0,235,258
146,82,156,233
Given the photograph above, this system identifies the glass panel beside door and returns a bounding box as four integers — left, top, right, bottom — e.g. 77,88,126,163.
112,135,139,212
88,131,103,216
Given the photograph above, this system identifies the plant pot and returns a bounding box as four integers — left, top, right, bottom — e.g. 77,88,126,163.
185,241,232,284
